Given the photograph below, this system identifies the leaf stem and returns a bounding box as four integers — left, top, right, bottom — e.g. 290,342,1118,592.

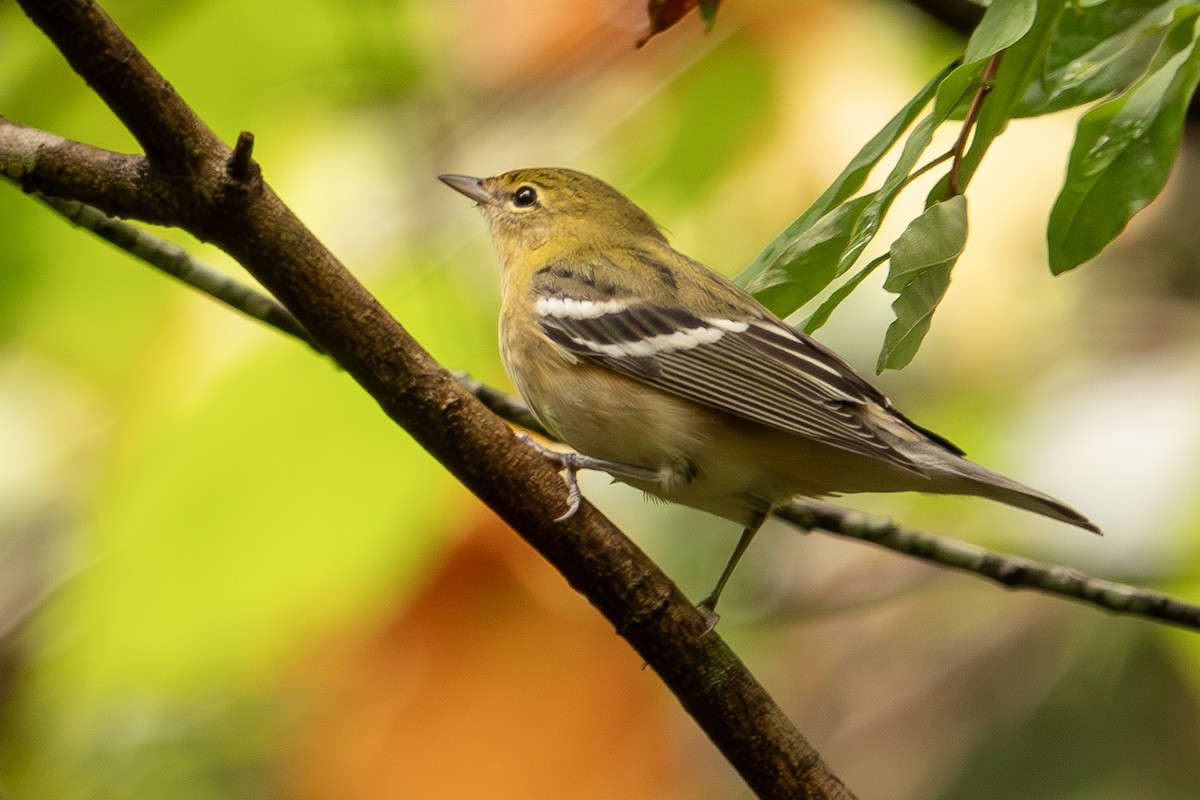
908,148,955,188
946,52,1004,198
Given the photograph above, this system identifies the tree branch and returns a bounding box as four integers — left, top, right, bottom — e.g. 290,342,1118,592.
3,1,853,797
0,119,188,224
15,174,1200,634
18,0,223,172
776,502,1200,631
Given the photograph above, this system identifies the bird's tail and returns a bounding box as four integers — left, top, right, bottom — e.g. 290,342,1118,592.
934,459,1101,534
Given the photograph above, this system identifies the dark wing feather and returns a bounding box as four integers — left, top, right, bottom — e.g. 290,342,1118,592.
536,297,956,469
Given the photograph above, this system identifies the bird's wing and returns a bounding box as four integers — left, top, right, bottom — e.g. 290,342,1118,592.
535,292,962,470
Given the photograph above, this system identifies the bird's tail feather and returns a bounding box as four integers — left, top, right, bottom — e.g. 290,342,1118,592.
936,459,1100,534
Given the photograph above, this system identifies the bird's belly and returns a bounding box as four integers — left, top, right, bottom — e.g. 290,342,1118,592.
504,345,927,525
532,365,711,479
509,359,783,525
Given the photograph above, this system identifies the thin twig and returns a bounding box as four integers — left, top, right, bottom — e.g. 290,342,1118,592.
906,148,955,189
946,52,1003,198
775,501,1200,631
227,130,258,183
453,372,551,437
26,189,325,353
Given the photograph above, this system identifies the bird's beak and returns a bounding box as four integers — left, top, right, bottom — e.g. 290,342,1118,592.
438,173,492,205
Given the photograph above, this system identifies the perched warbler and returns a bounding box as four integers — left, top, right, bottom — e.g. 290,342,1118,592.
441,168,1099,613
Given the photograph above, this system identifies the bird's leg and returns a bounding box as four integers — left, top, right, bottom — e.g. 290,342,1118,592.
515,433,660,522
697,511,768,631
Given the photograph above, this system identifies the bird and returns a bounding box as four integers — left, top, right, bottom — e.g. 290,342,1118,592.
440,167,1099,617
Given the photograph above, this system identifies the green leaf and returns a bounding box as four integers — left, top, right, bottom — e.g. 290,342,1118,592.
735,62,955,296
744,106,949,317
883,196,970,292
698,0,721,28
802,253,889,333
1048,6,1200,273
744,194,876,314
744,102,953,318
934,59,989,120
1016,0,1184,116
964,0,1038,63
878,196,969,371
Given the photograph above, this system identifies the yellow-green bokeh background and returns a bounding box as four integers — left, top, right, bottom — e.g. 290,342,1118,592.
2,1,1199,797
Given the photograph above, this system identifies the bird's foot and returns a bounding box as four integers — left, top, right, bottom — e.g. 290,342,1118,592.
515,433,659,522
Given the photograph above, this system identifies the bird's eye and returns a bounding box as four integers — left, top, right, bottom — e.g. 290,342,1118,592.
513,186,538,208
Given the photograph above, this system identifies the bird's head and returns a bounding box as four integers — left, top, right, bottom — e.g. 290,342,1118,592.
439,168,665,262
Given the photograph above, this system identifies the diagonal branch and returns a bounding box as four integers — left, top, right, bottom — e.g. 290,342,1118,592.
2,1,852,797
18,182,1200,633
19,0,223,172
27,188,323,352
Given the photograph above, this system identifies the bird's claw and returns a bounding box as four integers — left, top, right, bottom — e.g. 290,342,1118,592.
553,467,582,521
517,432,583,521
